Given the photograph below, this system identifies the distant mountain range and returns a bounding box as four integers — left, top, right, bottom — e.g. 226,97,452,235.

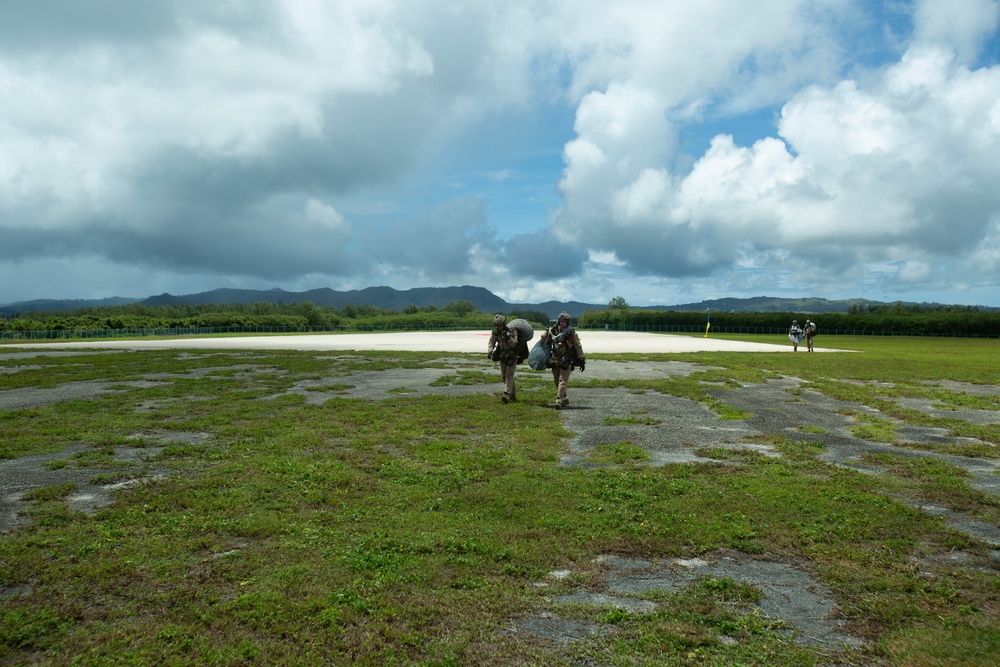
0,286,983,318
135,286,611,319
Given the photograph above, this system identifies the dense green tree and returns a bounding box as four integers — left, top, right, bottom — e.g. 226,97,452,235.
299,301,324,327
443,300,476,316
608,296,629,310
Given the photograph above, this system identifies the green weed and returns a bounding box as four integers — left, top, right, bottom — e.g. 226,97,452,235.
848,412,900,443
602,415,662,426
589,441,653,465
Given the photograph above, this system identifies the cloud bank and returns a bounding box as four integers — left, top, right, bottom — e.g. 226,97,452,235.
1,0,998,306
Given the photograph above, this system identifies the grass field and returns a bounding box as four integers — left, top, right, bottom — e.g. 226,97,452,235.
1,335,998,665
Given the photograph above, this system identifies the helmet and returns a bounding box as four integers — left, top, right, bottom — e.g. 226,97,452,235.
558,311,571,323
493,314,507,328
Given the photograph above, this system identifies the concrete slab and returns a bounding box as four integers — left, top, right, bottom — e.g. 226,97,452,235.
2,330,840,354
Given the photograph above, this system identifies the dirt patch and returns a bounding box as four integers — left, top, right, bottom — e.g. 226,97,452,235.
555,387,760,467
0,380,124,410
887,396,1000,425
0,425,207,534
506,615,608,644
0,350,127,362
0,364,43,375
0,379,172,410
891,497,1000,547
273,365,493,403
512,551,864,649
922,380,1000,397
0,444,166,534
572,359,723,380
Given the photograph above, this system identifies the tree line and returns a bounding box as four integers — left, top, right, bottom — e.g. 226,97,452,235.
0,301,552,334
2,297,996,337
579,304,1000,337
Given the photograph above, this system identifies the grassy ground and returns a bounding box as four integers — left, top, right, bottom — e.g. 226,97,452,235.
1,336,999,665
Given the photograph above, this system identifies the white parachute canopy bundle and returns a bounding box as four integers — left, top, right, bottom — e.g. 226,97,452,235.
508,318,533,343
507,318,533,365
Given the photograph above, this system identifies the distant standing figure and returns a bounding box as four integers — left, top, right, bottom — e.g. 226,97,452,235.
488,314,519,403
788,319,804,351
539,311,585,408
804,320,817,352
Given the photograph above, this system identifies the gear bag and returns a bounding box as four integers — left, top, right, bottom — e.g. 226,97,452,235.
527,339,551,370
508,318,533,364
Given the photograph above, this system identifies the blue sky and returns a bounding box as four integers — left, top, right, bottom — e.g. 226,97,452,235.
2,0,1000,308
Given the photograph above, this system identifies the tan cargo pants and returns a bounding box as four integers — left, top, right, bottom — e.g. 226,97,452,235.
500,359,516,399
550,365,572,404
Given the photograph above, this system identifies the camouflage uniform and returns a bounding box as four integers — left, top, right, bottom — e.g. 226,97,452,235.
804,320,817,352
540,312,585,408
488,314,519,403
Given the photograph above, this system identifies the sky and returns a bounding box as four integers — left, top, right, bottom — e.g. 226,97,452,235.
2,0,1000,308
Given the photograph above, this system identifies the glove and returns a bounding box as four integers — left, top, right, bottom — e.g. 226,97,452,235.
579,360,586,372
487,351,493,361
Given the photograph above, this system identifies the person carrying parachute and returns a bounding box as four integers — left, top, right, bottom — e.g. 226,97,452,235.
487,314,533,403
537,311,585,409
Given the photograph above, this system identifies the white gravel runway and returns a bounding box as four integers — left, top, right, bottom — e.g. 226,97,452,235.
3,330,836,353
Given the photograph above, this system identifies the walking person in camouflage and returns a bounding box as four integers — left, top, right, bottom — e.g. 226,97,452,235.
539,311,585,409
804,320,817,352
488,314,520,403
